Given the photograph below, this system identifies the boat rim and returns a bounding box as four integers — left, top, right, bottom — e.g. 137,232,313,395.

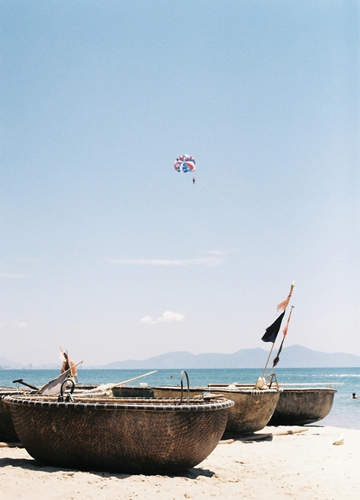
3,395,234,411
151,385,281,394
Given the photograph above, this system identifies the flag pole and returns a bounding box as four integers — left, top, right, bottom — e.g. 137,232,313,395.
259,281,295,381
261,343,275,378
269,305,295,376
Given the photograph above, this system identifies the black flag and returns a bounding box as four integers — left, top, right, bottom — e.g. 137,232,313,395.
261,311,285,343
272,306,295,367
272,336,285,367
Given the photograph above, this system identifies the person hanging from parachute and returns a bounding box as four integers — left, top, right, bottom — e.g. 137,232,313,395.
174,154,196,184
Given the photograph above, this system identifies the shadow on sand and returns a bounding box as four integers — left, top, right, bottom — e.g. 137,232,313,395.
0,456,215,479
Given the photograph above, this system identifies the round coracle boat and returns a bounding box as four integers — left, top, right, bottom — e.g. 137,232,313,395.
0,388,28,442
268,388,337,426
112,385,281,434
4,395,233,473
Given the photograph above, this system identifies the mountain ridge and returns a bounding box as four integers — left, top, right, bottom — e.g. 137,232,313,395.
99,345,360,369
1,345,359,369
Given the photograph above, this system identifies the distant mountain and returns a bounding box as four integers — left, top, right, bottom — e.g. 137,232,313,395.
271,345,360,368
99,345,360,369
0,357,58,370
0,356,25,369
1,345,360,370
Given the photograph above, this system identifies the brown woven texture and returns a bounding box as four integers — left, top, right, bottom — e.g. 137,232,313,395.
0,391,23,442
117,386,280,434
268,388,336,426
0,397,19,442
111,386,155,398
6,396,232,473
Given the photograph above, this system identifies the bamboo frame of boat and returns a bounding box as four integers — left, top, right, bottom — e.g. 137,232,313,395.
4,394,233,473
111,385,281,434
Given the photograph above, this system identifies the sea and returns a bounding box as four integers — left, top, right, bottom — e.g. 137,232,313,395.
1,367,359,430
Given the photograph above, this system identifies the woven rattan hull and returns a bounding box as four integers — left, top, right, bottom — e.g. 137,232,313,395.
112,386,280,434
0,397,19,442
0,390,26,442
268,388,336,426
5,396,233,473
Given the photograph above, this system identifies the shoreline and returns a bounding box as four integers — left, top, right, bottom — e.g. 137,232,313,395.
1,425,359,499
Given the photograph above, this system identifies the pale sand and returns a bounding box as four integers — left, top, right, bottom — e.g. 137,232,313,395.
1,426,359,499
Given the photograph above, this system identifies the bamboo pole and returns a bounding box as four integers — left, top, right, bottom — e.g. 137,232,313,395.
261,343,275,378
260,281,295,380
79,370,158,394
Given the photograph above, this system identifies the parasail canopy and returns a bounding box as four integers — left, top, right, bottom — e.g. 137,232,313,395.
174,154,196,173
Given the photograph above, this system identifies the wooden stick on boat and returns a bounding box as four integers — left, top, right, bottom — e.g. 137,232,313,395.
112,370,158,388
261,345,275,379
12,379,39,391
76,370,158,395
38,361,84,395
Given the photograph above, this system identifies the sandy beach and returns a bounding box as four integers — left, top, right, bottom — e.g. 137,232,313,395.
1,425,359,499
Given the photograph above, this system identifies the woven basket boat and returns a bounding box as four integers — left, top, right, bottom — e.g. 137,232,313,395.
0,389,27,442
112,385,280,434
268,388,337,426
4,395,233,473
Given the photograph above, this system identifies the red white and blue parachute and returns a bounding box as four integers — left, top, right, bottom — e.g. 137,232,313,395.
174,154,196,173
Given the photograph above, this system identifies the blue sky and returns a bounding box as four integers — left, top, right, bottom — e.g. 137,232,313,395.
1,0,359,366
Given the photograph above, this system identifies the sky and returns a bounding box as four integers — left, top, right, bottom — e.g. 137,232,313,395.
1,0,359,367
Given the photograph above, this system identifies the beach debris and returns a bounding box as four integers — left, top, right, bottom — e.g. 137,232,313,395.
272,428,308,437
240,433,273,441
174,154,196,174
238,428,308,442
219,439,235,444
332,434,344,446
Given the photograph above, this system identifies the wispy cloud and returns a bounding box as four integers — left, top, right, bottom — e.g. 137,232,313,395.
106,250,237,267
140,311,185,325
206,249,236,256
107,257,222,267
14,321,27,329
